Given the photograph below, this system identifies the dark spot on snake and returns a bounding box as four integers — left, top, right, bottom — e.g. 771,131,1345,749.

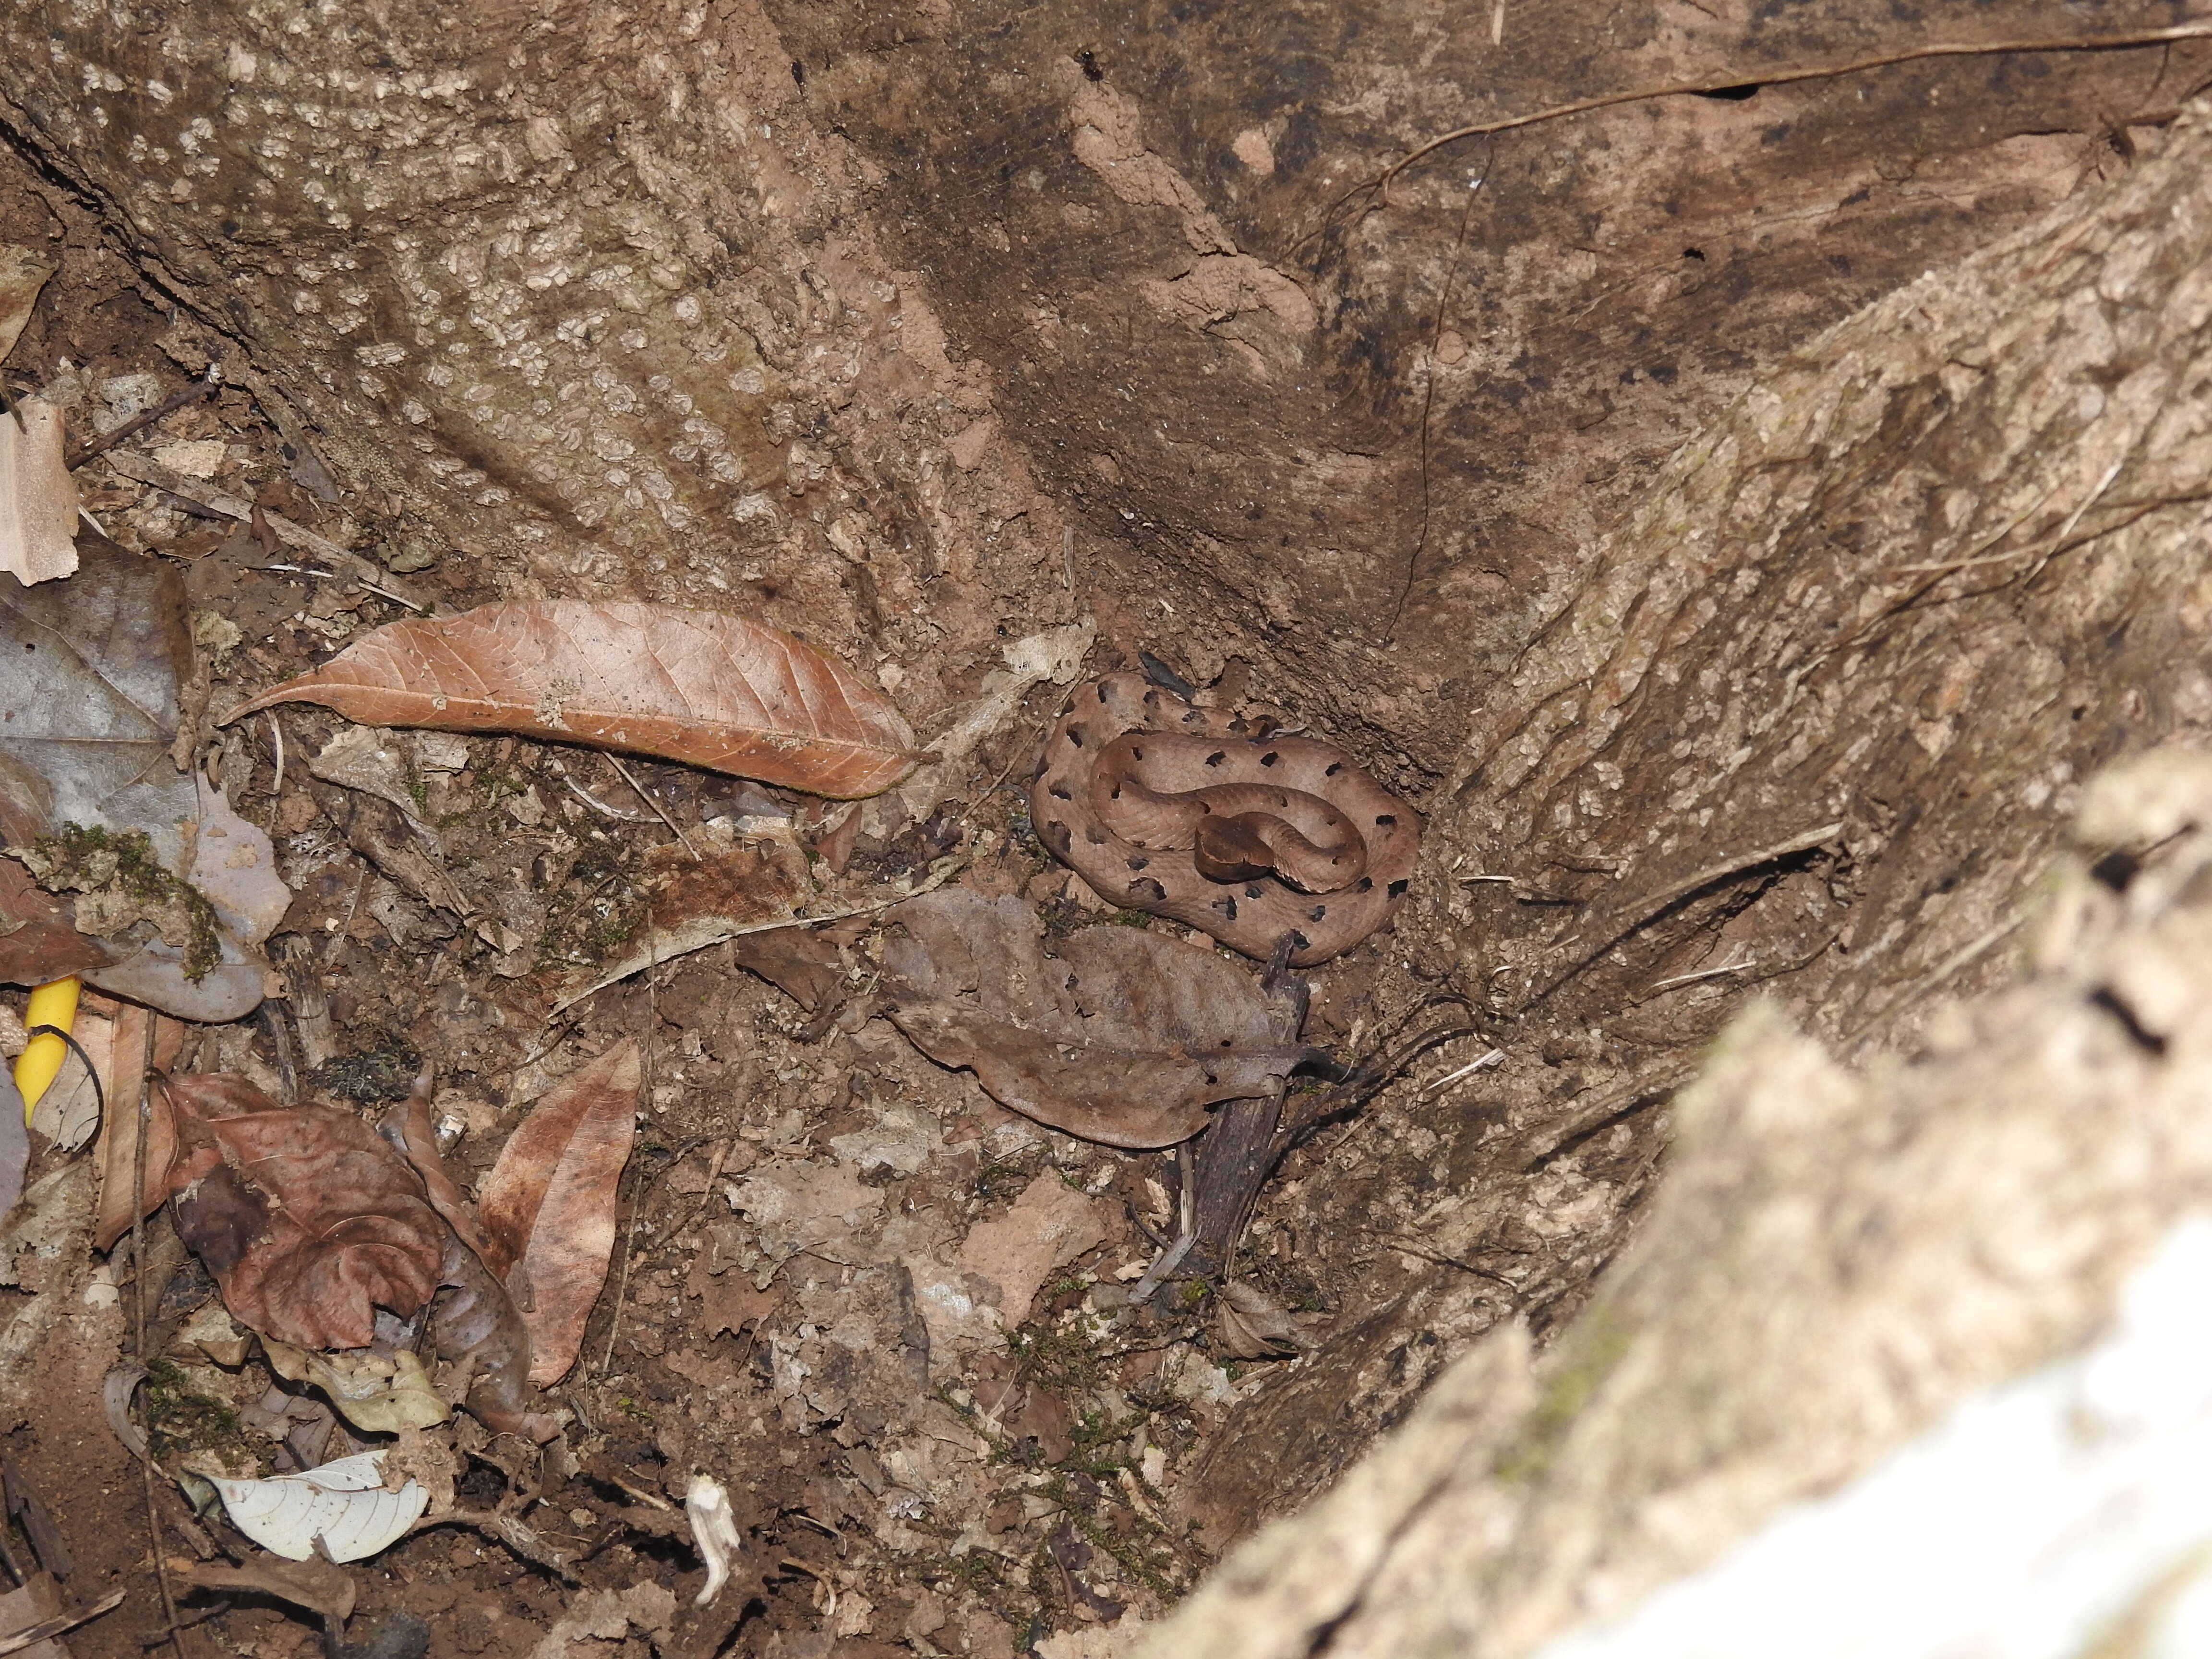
1289,929,1311,953
1375,813,1396,825
1204,1072,1218,1085
1325,761,1343,776
1130,744,1143,760
1387,879,1409,897
1261,751,1280,767
1109,784,1123,799
1212,897,1238,920
1308,905,1327,921
1182,709,1203,723
1048,781,1072,800
1220,1038,1233,1047
1133,878,1167,902
1357,877,1374,891
1095,684,1109,702
1068,726,1085,746
1198,801,1212,813
1085,826,1107,845
1044,821,1072,854
1205,751,1226,767
1245,885,1262,898
1127,856,1150,870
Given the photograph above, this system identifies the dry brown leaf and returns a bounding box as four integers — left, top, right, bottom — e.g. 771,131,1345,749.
158,1073,448,1350
223,601,923,798
0,399,76,587
881,889,1320,1148
475,1039,641,1385
1213,1280,1310,1359
0,246,54,363
89,1008,188,1251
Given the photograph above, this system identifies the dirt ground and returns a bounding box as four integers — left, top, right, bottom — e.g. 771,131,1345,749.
2,15,2207,1659
0,134,1574,1659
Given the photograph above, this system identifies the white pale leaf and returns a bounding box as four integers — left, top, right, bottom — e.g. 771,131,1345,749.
0,396,78,586
209,1450,428,1563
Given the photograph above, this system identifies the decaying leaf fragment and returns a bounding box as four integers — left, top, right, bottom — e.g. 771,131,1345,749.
475,1039,640,1384
0,245,54,362
0,397,77,587
881,889,1322,1148
259,1339,449,1433
224,601,925,798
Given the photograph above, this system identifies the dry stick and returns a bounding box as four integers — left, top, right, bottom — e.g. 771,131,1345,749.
1386,152,1490,644
0,1589,127,1658
602,755,703,860
129,1036,184,1659
65,371,217,470
1347,21,2212,207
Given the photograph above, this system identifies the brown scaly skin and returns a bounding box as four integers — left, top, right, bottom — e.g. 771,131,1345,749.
1033,673,1419,966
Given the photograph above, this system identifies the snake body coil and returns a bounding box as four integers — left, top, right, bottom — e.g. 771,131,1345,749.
1032,673,1419,965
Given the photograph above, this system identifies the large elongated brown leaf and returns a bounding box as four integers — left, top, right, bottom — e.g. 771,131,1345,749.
475,1040,640,1385
223,601,923,799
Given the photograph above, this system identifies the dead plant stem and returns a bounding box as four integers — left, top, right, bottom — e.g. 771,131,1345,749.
130,1030,184,1659
1353,22,2212,203
1386,156,1489,642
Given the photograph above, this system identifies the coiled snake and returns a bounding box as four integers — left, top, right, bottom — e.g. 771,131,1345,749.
1031,673,1419,966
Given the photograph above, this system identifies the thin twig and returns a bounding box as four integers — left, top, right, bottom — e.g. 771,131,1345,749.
264,711,285,802
131,1039,183,1659
603,755,703,860
1387,152,1490,642
1346,22,2212,206
0,1589,126,1657
66,370,217,470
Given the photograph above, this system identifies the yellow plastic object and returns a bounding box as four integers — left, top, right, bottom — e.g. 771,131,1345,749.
14,976,79,1120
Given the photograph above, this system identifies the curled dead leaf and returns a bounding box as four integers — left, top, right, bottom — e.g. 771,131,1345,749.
475,1039,640,1385
1213,1280,1311,1359
223,601,924,798
881,889,1322,1148
158,1073,448,1350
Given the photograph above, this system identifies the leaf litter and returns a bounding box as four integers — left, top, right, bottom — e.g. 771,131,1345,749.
0,533,285,1021
0,462,1425,1653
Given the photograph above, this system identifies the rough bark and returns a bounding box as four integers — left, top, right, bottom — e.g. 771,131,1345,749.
1134,104,2212,1659
0,0,1074,721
